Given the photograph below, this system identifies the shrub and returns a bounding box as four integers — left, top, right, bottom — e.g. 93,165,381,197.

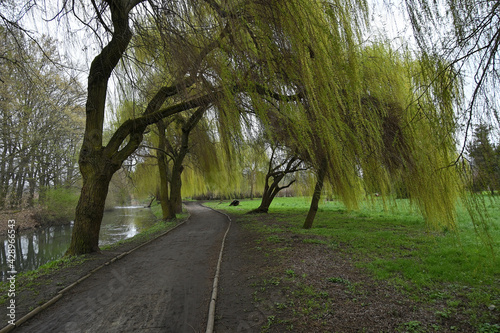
36,187,80,223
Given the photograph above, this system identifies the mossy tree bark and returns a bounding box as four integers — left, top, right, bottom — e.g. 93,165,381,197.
156,119,173,220
70,159,120,253
168,163,183,216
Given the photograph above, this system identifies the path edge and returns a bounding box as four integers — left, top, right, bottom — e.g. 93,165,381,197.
203,204,232,333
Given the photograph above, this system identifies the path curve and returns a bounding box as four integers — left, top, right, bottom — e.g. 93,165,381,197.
13,202,229,333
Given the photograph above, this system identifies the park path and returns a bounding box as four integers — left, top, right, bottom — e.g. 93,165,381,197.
15,202,229,333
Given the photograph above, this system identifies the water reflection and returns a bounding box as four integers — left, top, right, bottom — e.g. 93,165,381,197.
0,207,157,281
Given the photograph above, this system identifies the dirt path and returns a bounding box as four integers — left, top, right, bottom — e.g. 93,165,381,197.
13,202,229,333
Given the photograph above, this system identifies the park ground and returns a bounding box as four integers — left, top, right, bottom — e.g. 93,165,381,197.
211,197,499,332
0,197,498,332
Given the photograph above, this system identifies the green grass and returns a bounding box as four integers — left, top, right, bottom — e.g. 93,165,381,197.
205,195,500,316
0,255,88,305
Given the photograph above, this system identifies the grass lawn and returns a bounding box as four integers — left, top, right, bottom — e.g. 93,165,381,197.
206,195,499,332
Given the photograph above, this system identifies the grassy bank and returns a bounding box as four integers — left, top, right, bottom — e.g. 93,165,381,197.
206,196,499,332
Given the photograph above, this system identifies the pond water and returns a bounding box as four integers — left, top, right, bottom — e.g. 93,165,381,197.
0,206,157,281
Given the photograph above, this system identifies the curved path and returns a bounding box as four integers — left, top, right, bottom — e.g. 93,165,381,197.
14,202,229,333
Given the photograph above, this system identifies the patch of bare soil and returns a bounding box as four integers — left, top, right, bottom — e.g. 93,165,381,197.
215,212,497,332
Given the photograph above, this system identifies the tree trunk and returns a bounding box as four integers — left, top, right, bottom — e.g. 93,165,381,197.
249,169,255,200
5,156,15,208
157,107,205,219
66,1,136,255
303,163,326,229
66,157,117,255
250,164,298,214
145,196,155,208
66,3,216,254
0,147,7,209
14,162,26,207
170,164,184,214
27,165,36,207
156,120,174,220
252,189,274,213
158,158,173,219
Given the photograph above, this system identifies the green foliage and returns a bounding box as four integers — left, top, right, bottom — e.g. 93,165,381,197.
285,269,296,278
397,320,425,333
478,323,500,333
106,169,133,208
39,187,80,222
327,277,351,285
117,0,468,233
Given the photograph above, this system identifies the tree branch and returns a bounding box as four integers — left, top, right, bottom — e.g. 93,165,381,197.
106,90,220,163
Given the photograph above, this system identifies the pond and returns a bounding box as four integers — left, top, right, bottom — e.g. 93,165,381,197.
0,206,157,281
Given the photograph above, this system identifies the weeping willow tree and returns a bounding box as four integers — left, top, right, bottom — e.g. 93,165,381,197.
247,37,463,229
65,0,225,255
46,0,470,254
310,43,463,230
247,141,306,213
126,17,249,218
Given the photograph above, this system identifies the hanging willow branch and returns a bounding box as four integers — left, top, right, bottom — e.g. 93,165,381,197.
122,0,468,232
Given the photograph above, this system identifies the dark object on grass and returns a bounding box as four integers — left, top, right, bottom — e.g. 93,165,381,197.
229,200,240,206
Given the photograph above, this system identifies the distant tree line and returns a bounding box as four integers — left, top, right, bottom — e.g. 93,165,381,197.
468,124,500,195
0,28,85,209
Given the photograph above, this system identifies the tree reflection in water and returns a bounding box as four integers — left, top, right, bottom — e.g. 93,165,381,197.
0,207,156,281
